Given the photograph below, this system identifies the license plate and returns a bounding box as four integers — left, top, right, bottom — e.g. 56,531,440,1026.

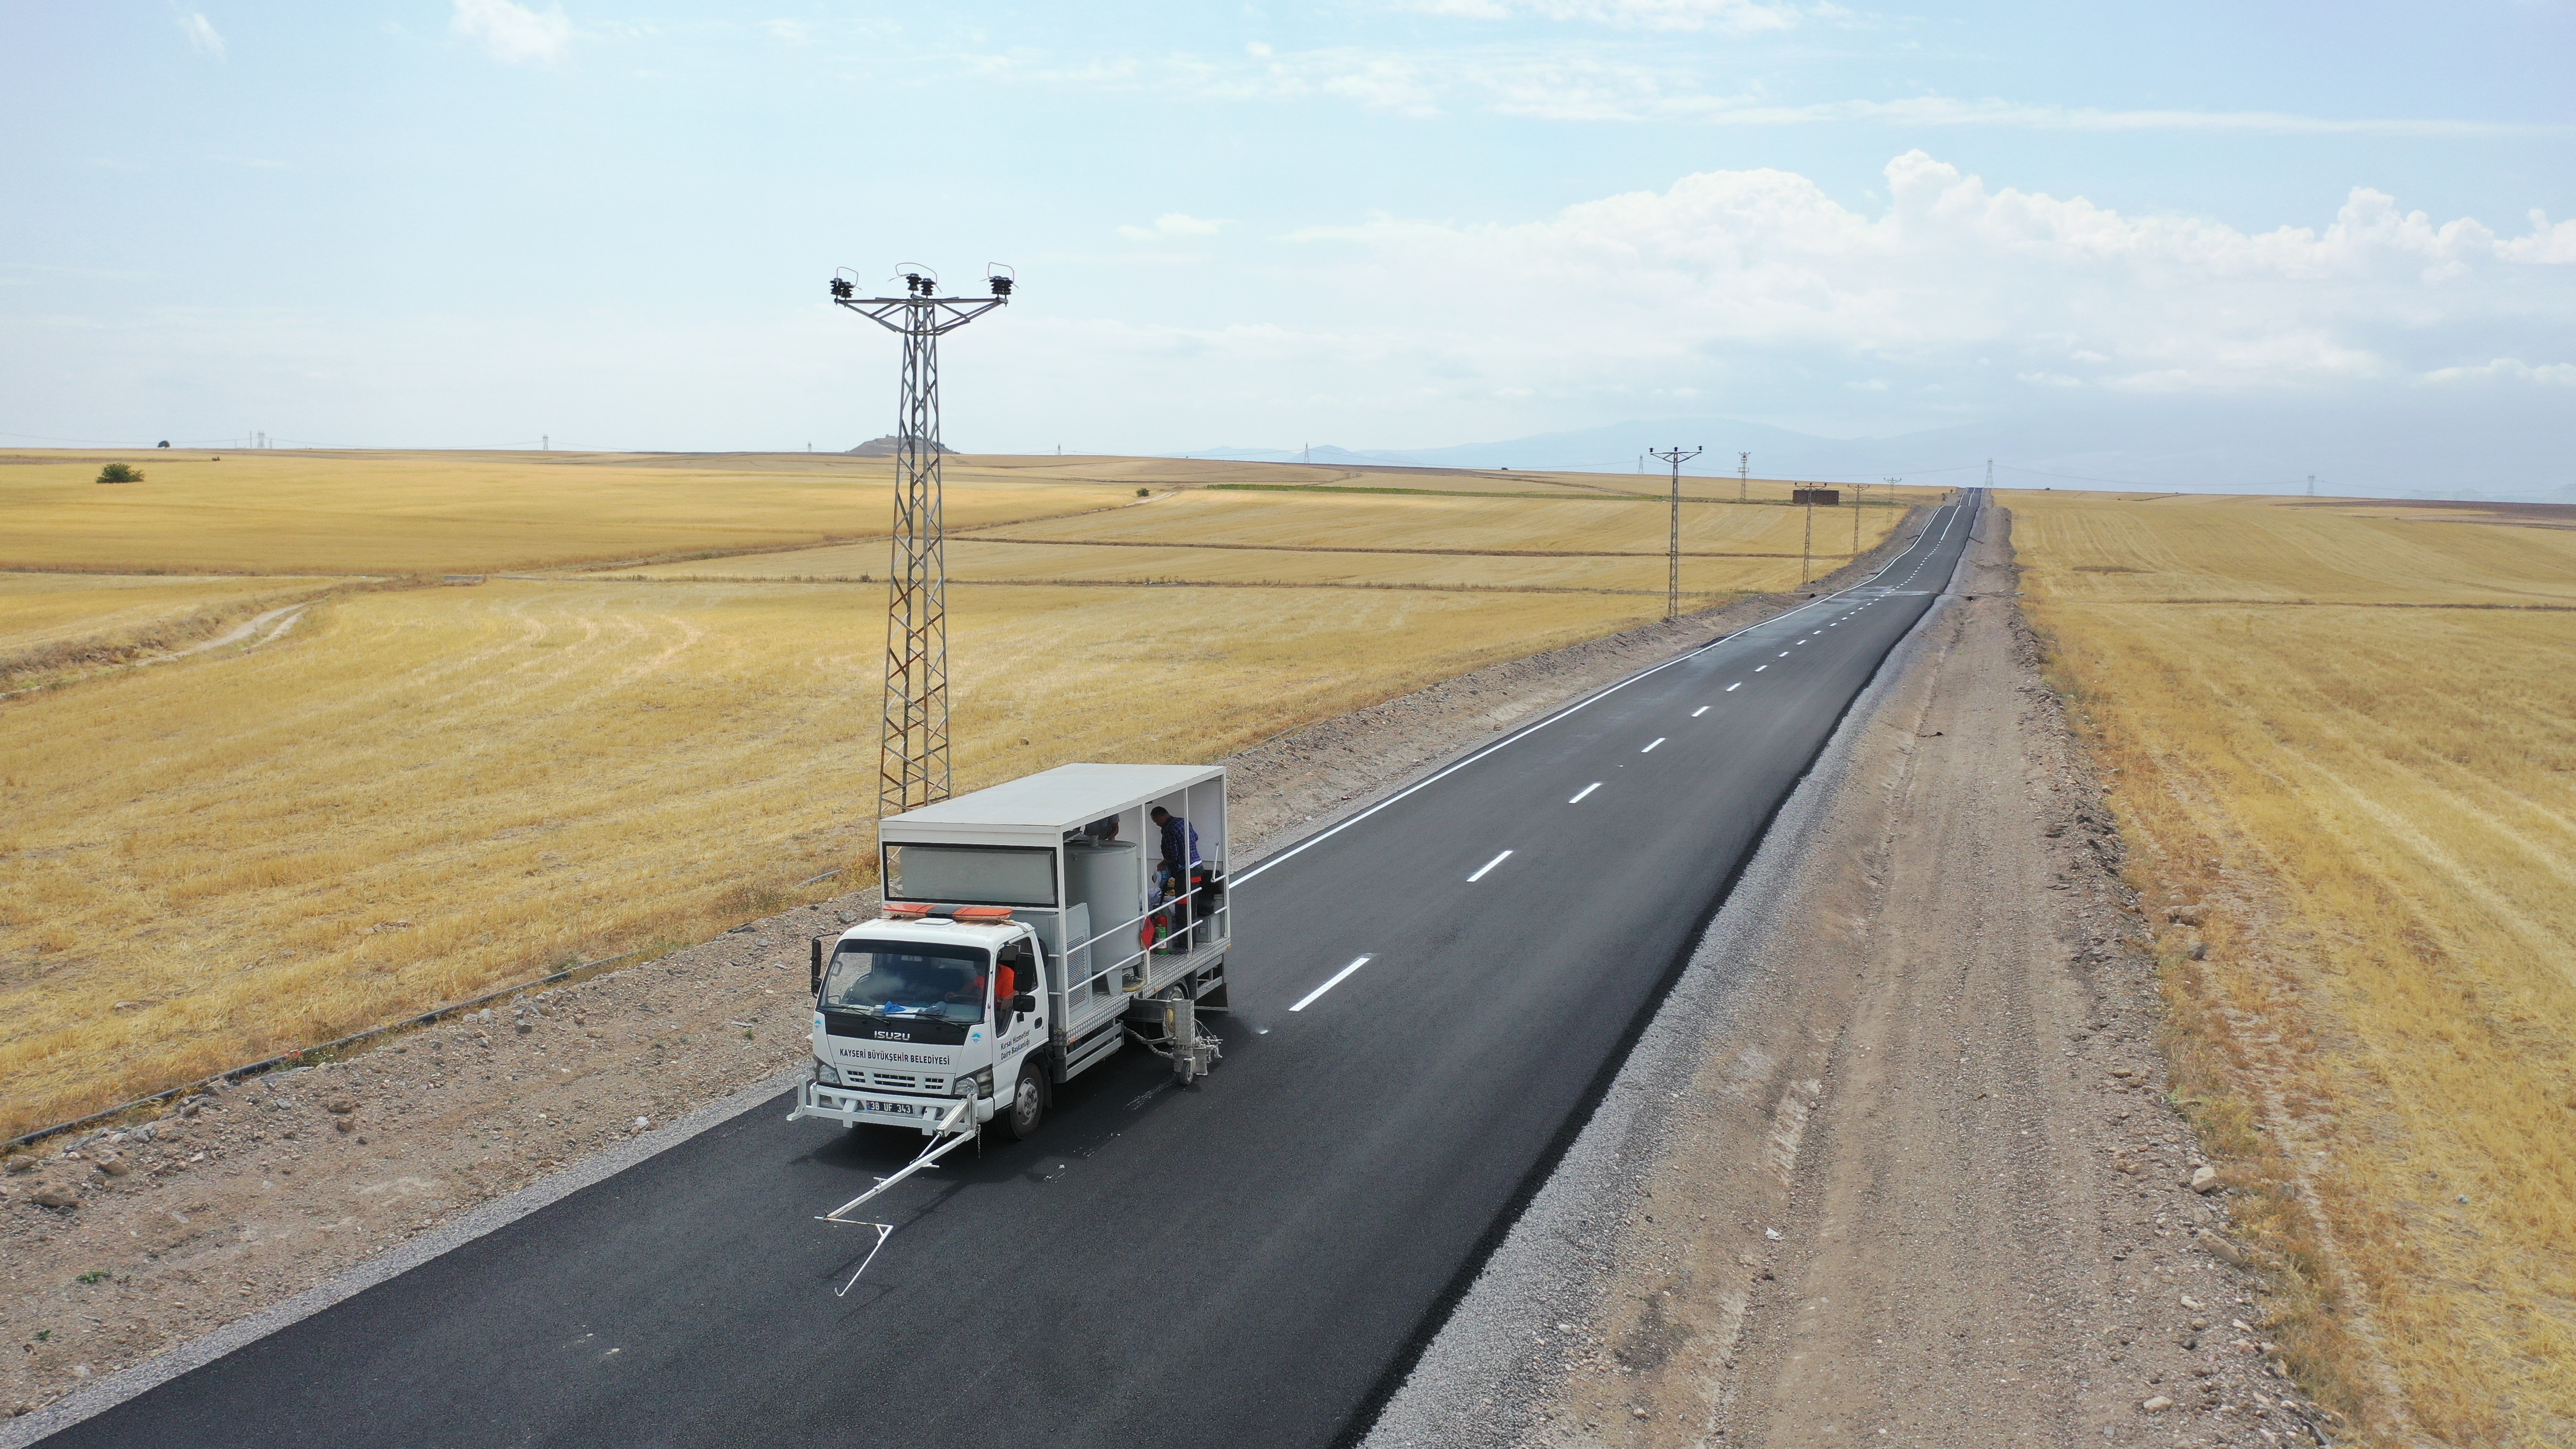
861,1098,919,1116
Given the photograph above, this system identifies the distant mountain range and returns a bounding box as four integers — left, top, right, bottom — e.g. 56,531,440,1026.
1179,396,2576,503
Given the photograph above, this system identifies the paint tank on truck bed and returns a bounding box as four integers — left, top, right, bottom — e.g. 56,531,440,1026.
789,763,1230,1143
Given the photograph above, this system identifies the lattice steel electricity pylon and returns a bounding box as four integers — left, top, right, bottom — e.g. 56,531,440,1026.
830,265,1013,817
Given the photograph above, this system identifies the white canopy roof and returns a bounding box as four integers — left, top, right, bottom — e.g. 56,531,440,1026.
883,762,1222,837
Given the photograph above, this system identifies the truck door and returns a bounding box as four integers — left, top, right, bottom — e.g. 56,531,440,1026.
997,934,1043,1062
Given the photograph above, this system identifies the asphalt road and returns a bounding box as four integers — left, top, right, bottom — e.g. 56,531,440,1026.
48,495,1980,1449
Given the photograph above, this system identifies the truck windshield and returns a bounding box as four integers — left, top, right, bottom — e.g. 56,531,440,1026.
822,942,989,1024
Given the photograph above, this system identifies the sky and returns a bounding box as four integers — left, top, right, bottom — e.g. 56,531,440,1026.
5,2,2573,492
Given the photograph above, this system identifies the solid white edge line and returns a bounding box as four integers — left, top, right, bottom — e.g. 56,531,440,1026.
1229,499,1970,889
1466,850,1513,882
1568,782,1601,804
1641,738,1664,753
1289,955,1374,1012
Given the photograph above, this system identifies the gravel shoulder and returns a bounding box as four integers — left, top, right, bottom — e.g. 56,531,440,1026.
1365,507,2334,1448
0,512,1936,1433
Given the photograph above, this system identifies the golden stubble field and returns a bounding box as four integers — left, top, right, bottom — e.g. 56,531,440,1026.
0,450,1149,575
621,484,1903,596
0,450,1913,1140
2011,491,2576,1445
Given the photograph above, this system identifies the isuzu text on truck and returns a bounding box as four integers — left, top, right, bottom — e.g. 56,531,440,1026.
789,763,1230,1150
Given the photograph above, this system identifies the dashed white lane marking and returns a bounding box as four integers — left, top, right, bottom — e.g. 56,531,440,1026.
1691,706,1710,717
1778,651,1790,657
1641,737,1665,753
1466,850,1513,883
1755,665,1768,672
1568,782,1601,804
1290,955,1374,1012
1726,682,1742,691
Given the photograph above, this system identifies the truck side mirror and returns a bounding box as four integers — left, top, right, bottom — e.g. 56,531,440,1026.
1012,992,1035,1014
810,938,825,997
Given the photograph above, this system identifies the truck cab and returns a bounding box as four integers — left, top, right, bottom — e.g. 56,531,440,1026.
800,915,1053,1139
789,763,1232,1143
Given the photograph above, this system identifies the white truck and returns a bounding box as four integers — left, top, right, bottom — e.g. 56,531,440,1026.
789,763,1230,1145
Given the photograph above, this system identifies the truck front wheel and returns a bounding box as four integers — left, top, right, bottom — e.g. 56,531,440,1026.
1000,1062,1046,1142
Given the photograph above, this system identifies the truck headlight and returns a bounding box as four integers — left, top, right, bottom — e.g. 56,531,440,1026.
815,1061,841,1085
954,1067,995,1099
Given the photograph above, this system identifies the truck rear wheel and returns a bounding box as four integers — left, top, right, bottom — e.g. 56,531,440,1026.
1000,1062,1046,1142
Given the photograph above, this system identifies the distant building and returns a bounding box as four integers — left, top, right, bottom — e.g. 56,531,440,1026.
848,435,957,457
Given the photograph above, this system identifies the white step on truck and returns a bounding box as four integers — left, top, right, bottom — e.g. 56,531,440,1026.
789,763,1229,1145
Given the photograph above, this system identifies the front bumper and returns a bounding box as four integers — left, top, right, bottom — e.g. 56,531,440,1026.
791,1079,994,1133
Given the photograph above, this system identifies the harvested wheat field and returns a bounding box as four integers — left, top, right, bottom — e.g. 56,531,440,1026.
2012,490,2576,1445
0,448,1864,1140
0,450,1141,575
616,483,1913,597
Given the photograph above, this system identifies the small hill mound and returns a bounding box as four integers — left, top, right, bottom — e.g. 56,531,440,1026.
848,435,957,457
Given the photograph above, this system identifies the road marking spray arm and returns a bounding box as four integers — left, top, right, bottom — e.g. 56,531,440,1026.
816,1097,977,1296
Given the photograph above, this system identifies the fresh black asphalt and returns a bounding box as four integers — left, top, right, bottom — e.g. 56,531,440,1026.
44,495,1979,1449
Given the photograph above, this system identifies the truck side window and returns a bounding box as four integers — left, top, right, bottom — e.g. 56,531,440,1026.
996,940,1037,1013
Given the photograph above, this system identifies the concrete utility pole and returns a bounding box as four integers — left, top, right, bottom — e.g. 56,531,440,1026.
1872,475,1901,556
1739,451,1750,505
1985,459,1994,490
1801,489,1815,588
831,263,1014,817
2307,474,2316,497
1649,446,1703,620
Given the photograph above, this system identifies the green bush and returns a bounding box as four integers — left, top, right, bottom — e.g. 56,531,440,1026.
97,463,144,484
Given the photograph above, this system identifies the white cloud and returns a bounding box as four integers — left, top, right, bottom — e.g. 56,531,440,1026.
178,12,225,59
1685,95,2572,137
2421,358,2576,386
1259,152,2576,420
1117,213,1230,242
763,19,808,44
451,0,573,66
1401,0,1803,33
969,40,2560,137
